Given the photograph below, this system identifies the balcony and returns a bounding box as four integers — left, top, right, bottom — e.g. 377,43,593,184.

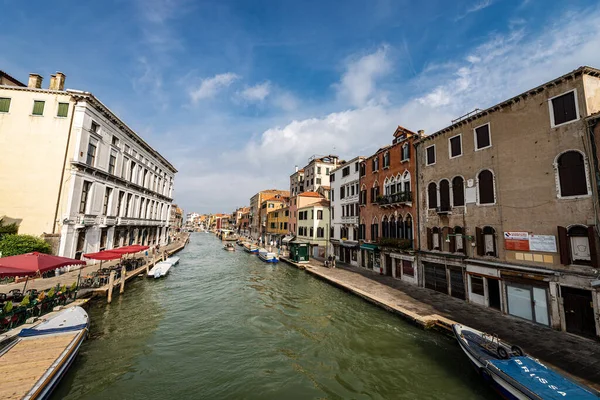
75,214,97,226
376,237,413,250
436,205,452,215
341,215,358,224
101,216,117,226
376,192,412,207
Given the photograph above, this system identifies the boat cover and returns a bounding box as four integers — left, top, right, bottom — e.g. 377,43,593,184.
19,306,88,337
489,357,599,399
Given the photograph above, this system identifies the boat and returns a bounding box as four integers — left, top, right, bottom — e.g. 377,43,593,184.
147,261,172,278
453,324,599,399
223,243,235,252
258,248,279,263
0,306,89,400
165,256,180,266
236,239,245,247
243,243,259,254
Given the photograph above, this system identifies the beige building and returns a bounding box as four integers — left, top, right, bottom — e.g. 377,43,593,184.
416,66,600,339
296,199,330,258
0,71,176,258
248,189,289,240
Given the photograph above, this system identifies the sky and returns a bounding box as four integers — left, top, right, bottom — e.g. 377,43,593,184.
2,0,600,214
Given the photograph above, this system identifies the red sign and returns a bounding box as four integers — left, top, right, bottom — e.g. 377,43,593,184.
505,239,530,251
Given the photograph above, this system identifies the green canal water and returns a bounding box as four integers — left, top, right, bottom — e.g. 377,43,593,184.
52,233,495,399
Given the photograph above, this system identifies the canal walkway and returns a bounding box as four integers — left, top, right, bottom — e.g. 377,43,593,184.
281,257,600,390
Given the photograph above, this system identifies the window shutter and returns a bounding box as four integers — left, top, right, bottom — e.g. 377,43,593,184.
0,97,11,112
449,228,456,253
588,226,598,268
427,227,432,250
557,226,570,265
476,227,484,256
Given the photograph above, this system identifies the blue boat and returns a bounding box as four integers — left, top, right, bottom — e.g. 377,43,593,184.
243,243,259,254
258,248,279,263
453,324,599,399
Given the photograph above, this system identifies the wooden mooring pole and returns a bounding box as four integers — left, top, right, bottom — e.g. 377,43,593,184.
107,271,115,304
119,265,126,294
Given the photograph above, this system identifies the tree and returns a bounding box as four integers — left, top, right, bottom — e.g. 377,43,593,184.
0,218,19,239
0,234,52,257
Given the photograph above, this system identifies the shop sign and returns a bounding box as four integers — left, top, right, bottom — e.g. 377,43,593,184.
529,235,557,253
504,231,530,251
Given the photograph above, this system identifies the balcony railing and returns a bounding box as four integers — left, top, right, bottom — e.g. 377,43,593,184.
341,215,358,224
376,192,412,206
376,237,413,250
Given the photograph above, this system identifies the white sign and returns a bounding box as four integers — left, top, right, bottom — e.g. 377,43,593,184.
529,235,557,253
504,231,529,240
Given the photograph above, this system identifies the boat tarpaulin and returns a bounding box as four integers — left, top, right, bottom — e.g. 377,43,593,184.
489,356,599,399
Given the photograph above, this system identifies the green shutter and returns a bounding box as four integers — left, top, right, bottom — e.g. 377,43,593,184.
57,102,69,117
32,100,45,115
0,98,11,113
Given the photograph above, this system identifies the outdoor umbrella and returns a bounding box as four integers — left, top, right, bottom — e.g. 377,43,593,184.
0,252,86,293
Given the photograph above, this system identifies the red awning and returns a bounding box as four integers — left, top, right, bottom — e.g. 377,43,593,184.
83,245,149,260
0,252,86,277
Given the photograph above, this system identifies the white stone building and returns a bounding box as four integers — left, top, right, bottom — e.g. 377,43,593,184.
330,157,364,266
299,155,339,193
0,71,176,259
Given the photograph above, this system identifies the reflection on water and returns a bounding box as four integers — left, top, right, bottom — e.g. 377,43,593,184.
52,233,495,399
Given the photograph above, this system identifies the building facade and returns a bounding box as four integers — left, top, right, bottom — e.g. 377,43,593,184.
266,206,289,244
0,71,176,259
249,189,289,240
330,156,364,266
169,205,183,231
289,192,326,237
296,200,330,258
359,127,420,285
302,155,339,192
416,66,600,339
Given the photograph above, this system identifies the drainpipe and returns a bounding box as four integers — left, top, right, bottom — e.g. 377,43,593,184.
586,118,600,233
52,99,78,234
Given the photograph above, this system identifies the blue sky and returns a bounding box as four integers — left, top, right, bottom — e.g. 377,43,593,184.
2,0,600,214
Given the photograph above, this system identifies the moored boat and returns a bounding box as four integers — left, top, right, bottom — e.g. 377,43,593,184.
453,323,599,399
147,261,172,278
258,248,279,263
243,243,259,254
0,306,89,400
223,243,235,251
165,256,180,266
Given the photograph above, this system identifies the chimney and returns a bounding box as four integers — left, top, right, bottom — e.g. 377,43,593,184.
28,73,43,89
418,130,425,137
295,165,298,172
49,74,57,90
55,72,66,90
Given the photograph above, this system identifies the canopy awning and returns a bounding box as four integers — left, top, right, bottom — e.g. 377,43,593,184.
0,252,86,277
282,235,295,244
83,245,149,260
340,240,359,248
360,243,379,251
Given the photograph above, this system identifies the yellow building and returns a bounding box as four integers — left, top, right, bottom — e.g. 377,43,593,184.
266,206,289,243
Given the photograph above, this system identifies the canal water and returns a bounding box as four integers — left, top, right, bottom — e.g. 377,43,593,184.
52,233,495,399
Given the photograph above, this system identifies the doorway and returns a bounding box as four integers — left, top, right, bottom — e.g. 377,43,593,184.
385,254,393,276
562,286,596,338
488,279,501,310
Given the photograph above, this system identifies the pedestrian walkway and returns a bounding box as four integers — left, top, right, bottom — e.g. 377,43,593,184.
288,257,600,390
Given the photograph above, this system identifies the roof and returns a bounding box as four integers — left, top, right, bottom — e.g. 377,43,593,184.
298,199,330,209
330,156,366,173
421,65,600,142
320,186,330,190
298,191,322,198
0,70,26,86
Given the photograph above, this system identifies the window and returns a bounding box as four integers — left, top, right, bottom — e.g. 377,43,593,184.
360,163,366,177
112,136,120,146
342,166,350,177
556,151,588,197
316,178,322,185
86,140,97,166
476,226,497,257
32,100,45,115
317,210,323,220
124,144,130,154
108,152,117,175
311,210,314,219
268,203,274,208
103,187,112,215
439,180,450,211
270,222,276,229
355,162,359,172
428,182,437,209
432,227,440,250
452,177,465,206
454,226,464,253
340,186,345,199
474,124,491,150
330,173,335,182
326,168,330,175
426,145,435,165
100,228,108,251
372,157,379,171
317,167,321,174
79,181,92,214
401,144,410,161
310,227,314,237
478,170,495,204
470,276,485,296
559,225,596,266
283,222,288,230
449,135,462,158
550,90,577,126
91,121,100,134
317,227,324,238
383,152,390,168
57,102,69,117
116,191,124,216
125,193,132,217
0,97,11,113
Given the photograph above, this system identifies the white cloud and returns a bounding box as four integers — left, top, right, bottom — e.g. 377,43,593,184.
239,81,271,102
336,45,392,107
190,73,240,102
274,92,299,111
456,0,496,20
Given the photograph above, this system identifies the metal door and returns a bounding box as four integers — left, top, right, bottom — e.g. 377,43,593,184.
562,287,596,338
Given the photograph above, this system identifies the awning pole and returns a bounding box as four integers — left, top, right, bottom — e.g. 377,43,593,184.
22,276,29,294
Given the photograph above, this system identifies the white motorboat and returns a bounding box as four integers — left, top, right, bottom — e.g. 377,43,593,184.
0,306,89,400
147,261,172,278
165,256,180,266
258,248,279,263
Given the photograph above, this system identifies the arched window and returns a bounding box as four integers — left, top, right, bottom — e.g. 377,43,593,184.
556,151,588,197
452,176,465,206
405,215,413,241
568,226,591,264
428,182,437,209
439,179,450,211
373,156,379,171
390,216,397,238
397,215,404,239
477,226,497,257
401,143,410,161
383,151,390,168
478,170,495,204
360,162,366,177
432,227,440,250
454,226,464,253
382,216,389,238
403,171,411,194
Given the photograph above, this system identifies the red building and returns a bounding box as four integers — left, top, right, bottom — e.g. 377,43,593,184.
359,126,421,284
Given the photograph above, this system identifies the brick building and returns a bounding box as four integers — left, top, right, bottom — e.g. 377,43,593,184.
359,126,421,285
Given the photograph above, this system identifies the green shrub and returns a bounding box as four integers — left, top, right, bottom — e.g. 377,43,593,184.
4,301,13,313
70,281,78,292
47,288,55,298
20,295,30,307
0,234,52,257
